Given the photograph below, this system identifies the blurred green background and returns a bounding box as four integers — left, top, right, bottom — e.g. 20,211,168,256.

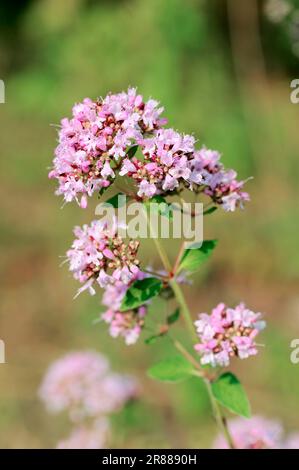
1,0,299,448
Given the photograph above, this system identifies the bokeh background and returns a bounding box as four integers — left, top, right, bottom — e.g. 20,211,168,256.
1,0,299,448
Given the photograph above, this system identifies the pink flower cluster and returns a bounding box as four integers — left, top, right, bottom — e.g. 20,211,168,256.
50,88,250,211
214,416,299,449
121,129,249,211
67,218,149,344
194,302,265,367
39,351,138,449
49,88,165,207
67,218,141,297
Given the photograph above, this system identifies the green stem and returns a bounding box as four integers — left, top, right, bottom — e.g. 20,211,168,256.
173,240,185,274
172,338,204,375
169,279,198,343
143,207,172,273
152,236,173,273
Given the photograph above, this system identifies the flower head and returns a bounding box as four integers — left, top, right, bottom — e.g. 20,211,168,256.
120,128,249,211
67,218,141,296
189,147,250,211
194,302,265,367
121,128,195,198
49,88,165,206
66,217,149,344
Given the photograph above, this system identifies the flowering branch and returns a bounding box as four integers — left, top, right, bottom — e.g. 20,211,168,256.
49,87,266,449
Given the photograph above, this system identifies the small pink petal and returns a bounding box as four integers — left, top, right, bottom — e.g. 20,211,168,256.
80,195,88,209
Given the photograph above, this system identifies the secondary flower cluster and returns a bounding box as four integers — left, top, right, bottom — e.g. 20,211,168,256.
67,218,141,297
121,129,249,211
214,416,299,449
49,88,165,207
194,302,265,367
39,351,138,449
49,88,249,212
67,218,149,344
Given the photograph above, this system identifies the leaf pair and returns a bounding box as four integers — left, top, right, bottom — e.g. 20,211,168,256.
148,356,250,418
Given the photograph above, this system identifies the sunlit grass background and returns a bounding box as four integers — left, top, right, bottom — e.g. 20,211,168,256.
1,0,299,448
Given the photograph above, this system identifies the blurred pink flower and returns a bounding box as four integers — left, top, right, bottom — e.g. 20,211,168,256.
214,416,299,449
214,416,283,449
283,433,299,449
56,418,109,449
39,350,138,422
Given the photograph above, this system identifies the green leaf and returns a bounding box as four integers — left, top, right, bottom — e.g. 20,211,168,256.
127,145,138,158
146,195,173,219
178,240,218,273
211,372,251,418
147,355,193,383
103,192,126,208
120,277,162,312
203,206,217,216
167,308,180,325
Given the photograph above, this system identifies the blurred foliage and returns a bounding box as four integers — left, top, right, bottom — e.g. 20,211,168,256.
0,0,299,449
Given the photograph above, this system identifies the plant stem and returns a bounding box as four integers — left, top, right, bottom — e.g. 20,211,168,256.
152,236,173,273
174,339,235,449
143,207,172,273
169,279,198,343
172,240,185,274
172,338,204,374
